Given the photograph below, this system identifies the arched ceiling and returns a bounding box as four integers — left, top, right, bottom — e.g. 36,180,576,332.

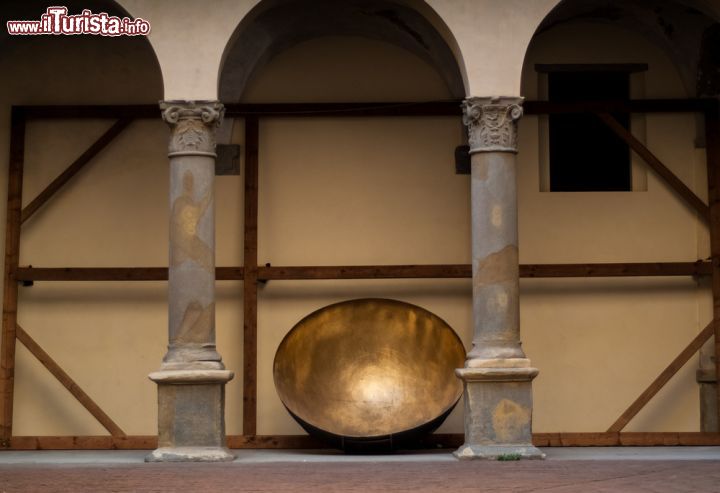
534,0,720,96
219,0,466,101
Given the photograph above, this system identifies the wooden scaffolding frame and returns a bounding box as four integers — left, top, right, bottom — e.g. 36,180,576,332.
1,99,719,450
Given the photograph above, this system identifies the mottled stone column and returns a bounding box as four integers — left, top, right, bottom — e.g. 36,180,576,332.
454,97,543,460
146,101,234,462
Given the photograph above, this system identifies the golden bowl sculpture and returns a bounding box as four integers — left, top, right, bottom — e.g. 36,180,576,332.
273,298,466,451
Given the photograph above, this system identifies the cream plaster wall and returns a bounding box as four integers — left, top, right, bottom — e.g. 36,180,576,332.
0,34,167,435
117,0,256,100
425,0,559,97
520,22,704,432
0,11,709,439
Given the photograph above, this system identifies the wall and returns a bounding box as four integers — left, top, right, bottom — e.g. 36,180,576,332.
0,16,707,438
520,22,703,431
0,33,165,435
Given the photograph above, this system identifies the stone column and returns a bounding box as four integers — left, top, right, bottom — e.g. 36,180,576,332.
146,101,234,462
454,97,544,460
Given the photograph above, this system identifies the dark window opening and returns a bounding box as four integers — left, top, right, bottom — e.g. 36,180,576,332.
548,70,631,192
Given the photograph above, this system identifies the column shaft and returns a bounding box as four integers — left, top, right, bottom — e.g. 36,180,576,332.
469,151,524,362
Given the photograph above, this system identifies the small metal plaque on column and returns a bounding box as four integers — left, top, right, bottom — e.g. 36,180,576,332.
455,145,470,174
215,144,241,175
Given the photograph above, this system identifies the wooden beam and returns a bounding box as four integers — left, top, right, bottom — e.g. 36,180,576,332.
15,99,715,121
520,261,712,278
534,63,649,73
13,262,711,282
533,432,620,447
261,262,713,280
532,432,720,447
260,262,711,280
15,325,126,438
227,435,327,449
225,101,462,118
242,116,259,436
20,105,159,120
607,321,715,433
705,101,720,429
597,112,709,220
524,99,715,115
14,266,244,282
0,108,25,441
21,118,132,224
8,435,156,450
227,434,465,449
18,103,461,120
260,264,471,280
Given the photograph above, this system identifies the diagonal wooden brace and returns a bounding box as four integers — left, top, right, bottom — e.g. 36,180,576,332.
16,324,125,438
607,321,714,432
21,118,132,224
597,112,709,221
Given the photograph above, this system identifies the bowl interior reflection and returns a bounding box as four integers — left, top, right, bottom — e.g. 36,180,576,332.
273,298,466,439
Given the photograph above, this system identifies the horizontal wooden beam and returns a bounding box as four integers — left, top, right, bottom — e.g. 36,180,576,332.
16,103,462,120
520,261,712,278
524,99,715,115
16,325,126,438
15,262,710,283
15,267,244,281
7,435,156,450
227,101,462,117
260,264,471,280
607,320,715,433
533,432,720,447
4,432,720,450
534,63,649,73
19,105,160,120
14,99,716,121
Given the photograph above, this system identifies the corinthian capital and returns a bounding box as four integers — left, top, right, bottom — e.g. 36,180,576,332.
160,100,225,157
462,97,523,154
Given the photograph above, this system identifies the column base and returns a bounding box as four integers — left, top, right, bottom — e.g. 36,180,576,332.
454,444,545,460
455,365,543,460
146,446,235,462
147,369,234,463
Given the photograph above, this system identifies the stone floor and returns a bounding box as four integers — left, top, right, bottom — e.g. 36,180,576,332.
0,448,718,492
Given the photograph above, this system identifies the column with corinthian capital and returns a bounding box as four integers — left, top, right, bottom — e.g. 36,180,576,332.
146,101,234,462
454,97,544,460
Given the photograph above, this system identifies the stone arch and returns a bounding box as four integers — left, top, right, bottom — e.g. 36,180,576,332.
521,0,720,97
0,0,164,102
218,0,468,102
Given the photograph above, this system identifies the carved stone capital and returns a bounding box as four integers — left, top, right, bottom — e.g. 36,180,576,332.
160,100,225,157
462,97,524,154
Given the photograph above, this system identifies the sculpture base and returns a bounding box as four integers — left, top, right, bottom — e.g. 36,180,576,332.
146,446,235,462
147,369,234,463
454,443,545,460
455,366,543,460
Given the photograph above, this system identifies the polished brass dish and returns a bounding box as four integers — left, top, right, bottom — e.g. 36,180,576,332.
273,298,466,451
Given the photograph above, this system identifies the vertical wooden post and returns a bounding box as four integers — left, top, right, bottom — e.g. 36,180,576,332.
707,101,720,429
243,116,259,436
0,108,25,442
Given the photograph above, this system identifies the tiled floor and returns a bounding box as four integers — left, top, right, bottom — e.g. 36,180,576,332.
0,448,718,492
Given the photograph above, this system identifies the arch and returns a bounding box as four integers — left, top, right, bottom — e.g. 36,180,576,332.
218,0,468,102
521,0,720,97
1,0,164,102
